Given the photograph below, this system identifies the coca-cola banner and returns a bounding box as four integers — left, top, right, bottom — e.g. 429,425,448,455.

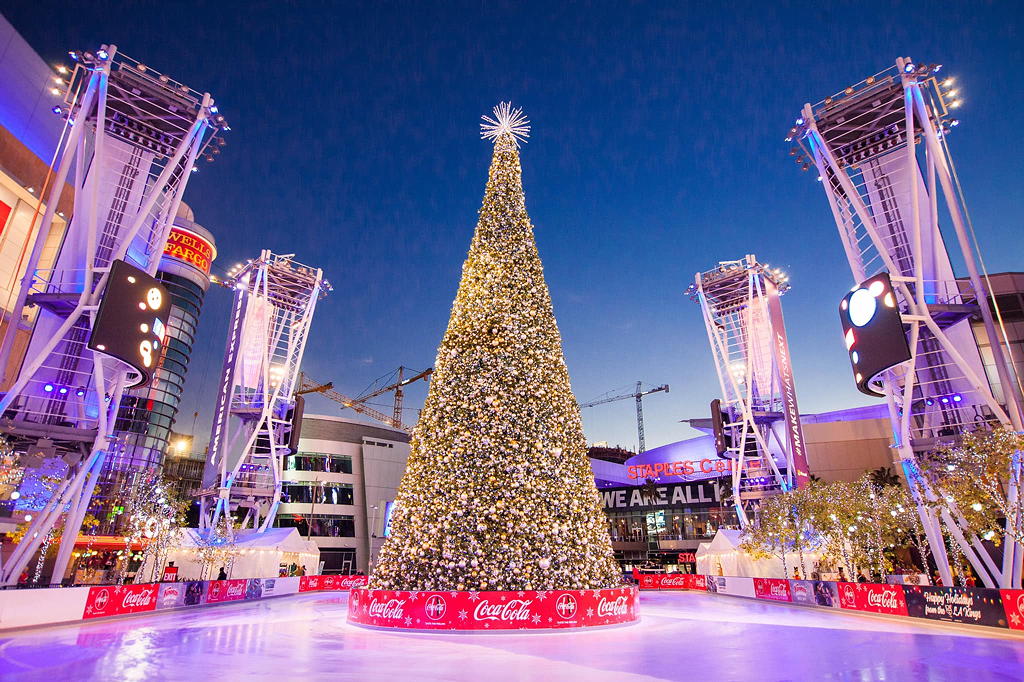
903,586,1007,628
206,579,247,604
999,590,1024,631
837,582,908,616
789,580,838,608
299,575,324,592
320,575,369,591
637,573,706,591
753,578,792,602
83,584,158,619
348,586,639,630
157,581,207,610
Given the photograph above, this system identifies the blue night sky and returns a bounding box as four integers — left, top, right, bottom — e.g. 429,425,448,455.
7,1,1023,451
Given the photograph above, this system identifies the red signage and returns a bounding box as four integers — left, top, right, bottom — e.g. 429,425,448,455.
206,579,247,603
999,589,1024,630
637,573,706,591
83,584,158,619
678,553,696,563
348,586,638,630
754,578,792,602
299,575,323,592
837,582,908,616
627,459,729,480
162,566,179,582
163,226,215,275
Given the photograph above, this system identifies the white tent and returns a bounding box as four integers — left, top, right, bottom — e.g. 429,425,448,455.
696,529,821,579
139,527,320,582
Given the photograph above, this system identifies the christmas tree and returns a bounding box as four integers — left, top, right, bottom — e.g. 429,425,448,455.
370,104,621,591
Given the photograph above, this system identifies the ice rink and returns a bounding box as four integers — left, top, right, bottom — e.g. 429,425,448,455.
1,590,1023,681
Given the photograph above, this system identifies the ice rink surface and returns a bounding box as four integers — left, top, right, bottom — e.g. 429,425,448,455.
1,590,1023,681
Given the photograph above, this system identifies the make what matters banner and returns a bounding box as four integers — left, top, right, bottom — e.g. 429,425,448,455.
837,582,908,616
348,586,638,630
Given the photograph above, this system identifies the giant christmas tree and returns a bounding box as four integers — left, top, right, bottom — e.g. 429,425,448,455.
370,104,621,592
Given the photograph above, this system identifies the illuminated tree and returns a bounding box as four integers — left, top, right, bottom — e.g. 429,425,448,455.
370,104,621,591
925,428,1024,548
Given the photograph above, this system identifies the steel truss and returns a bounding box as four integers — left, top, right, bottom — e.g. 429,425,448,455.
0,46,225,585
790,57,1024,587
689,255,810,526
199,251,329,537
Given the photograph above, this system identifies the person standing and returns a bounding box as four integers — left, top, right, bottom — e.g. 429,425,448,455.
217,566,227,581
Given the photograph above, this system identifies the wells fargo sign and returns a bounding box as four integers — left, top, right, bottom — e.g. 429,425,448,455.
163,226,215,275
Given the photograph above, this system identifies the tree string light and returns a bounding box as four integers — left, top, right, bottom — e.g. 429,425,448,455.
480,101,531,147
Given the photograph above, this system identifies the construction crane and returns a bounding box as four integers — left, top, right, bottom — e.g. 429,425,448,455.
296,366,432,431
579,382,669,453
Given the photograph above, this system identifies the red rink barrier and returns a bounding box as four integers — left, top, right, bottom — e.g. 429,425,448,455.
83,583,158,619
347,585,639,630
206,579,247,604
753,578,792,602
836,581,908,616
636,573,706,591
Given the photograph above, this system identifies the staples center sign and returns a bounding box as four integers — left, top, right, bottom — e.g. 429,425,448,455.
163,226,216,275
627,459,729,480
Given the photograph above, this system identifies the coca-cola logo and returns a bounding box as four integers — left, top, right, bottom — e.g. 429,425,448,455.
368,598,406,620
94,588,110,612
425,595,447,621
123,588,155,609
866,589,900,610
841,584,856,604
769,583,788,597
225,583,244,597
597,595,629,617
1015,594,1024,617
473,599,533,622
555,594,577,619
339,576,367,589
661,575,687,586
211,582,222,598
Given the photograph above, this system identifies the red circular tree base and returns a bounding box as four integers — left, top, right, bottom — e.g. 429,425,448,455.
347,585,639,631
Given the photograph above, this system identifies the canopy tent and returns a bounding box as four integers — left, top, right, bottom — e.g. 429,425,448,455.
138,527,320,582
695,529,821,579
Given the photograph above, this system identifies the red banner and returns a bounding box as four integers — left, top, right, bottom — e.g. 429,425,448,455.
636,573,706,590
837,581,908,616
348,586,638,630
83,584,158,619
999,590,1024,630
206,579,247,603
754,578,792,602
325,575,369,590
299,575,323,592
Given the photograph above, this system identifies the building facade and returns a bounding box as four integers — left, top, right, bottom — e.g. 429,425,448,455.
275,414,410,574
93,203,216,534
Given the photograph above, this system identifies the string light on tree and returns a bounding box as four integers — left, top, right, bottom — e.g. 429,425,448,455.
369,104,621,591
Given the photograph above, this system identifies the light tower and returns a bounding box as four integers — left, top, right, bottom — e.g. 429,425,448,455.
687,255,810,526
199,251,329,536
0,46,226,585
788,58,1024,587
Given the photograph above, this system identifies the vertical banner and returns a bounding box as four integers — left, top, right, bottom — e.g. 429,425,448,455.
765,279,810,488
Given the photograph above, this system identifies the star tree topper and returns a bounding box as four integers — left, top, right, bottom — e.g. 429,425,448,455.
480,101,530,147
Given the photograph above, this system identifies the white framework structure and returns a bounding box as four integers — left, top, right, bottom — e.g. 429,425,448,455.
199,251,329,537
790,57,1024,587
688,255,810,526
0,46,225,586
